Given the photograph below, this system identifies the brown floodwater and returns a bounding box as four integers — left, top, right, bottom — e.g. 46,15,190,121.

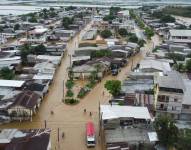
0,23,162,150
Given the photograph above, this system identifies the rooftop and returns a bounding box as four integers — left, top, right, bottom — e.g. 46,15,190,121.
100,105,151,120
156,71,185,91
170,30,191,37
0,80,25,88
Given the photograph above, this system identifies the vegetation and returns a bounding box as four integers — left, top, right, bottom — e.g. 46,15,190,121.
103,7,121,22
166,53,185,61
144,27,154,40
77,87,90,98
176,129,191,150
100,30,112,38
66,89,74,97
32,44,47,55
128,33,138,43
0,67,15,80
174,63,186,72
20,44,32,65
65,98,79,105
152,11,176,23
65,6,77,11
62,17,74,29
91,50,112,58
14,24,20,31
138,39,146,47
130,10,145,29
162,6,191,18
104,80,121,97
118,28,128,37
154,115,178,149
65,80,74,89
186,59,191,72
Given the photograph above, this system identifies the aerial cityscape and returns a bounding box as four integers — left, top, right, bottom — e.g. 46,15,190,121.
0,0,191,150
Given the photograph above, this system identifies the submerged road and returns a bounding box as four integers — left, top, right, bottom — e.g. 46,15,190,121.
0,21,162,150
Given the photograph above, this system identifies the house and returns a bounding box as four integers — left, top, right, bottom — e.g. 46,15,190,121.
154,71,185,119
180,79,191,120
169,30,191,43
8,91,41,121
0,128,51,150
100,105,157,149
139,59,171,75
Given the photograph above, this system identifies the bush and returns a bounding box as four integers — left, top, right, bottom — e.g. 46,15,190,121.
65,98,79,105
100,30,112,38
77,87,90,98
65,80,74,89
0,67,15,80
66,89,74,97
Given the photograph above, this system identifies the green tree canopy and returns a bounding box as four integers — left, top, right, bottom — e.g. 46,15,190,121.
62,17,74,29
20,43,32,65
154,115,178,148
177,129,191,150
32,44,46,55
104,80,121,97
186,59,191,72
14,24,20,31
0,67,15,80
144,27,154,39
128,33,138,43
100,30,112,38
118,28,128,37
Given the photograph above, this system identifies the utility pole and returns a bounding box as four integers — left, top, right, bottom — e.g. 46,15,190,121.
62,80,65,103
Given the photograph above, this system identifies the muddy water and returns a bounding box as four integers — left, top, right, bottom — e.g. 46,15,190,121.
0,23,162,150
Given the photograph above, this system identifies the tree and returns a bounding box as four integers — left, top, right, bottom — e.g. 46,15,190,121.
154,115,178,148
160,15,175,23
14,24,20,31
138,39,146,47
118,28,128,37
103,15,115,21
128,34,138,43
100,30,112,38
62,17,74,29
104,80,121,97
177,129,191,150
144,27,154,39
186,59,191,72
0,67,15,80
20,44,32,65
32,44,46,55
109,7,121,16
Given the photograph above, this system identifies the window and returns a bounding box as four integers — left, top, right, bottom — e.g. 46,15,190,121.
183,105,190,109
174,98,178,102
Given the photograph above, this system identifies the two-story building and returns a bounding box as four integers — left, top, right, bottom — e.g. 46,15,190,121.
154,71,185,119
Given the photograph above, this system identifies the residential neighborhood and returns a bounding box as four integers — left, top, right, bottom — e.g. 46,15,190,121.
0,3,191,150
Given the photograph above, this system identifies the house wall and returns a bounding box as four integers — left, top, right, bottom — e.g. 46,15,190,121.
155,89,184,119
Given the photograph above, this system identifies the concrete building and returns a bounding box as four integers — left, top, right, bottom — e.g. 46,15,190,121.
154,71,185,119
100,105,157,150
169,30,191,43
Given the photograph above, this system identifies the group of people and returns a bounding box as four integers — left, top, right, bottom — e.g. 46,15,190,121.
83,109,92,116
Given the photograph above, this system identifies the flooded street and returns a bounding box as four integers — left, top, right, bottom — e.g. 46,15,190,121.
0,21,162,150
